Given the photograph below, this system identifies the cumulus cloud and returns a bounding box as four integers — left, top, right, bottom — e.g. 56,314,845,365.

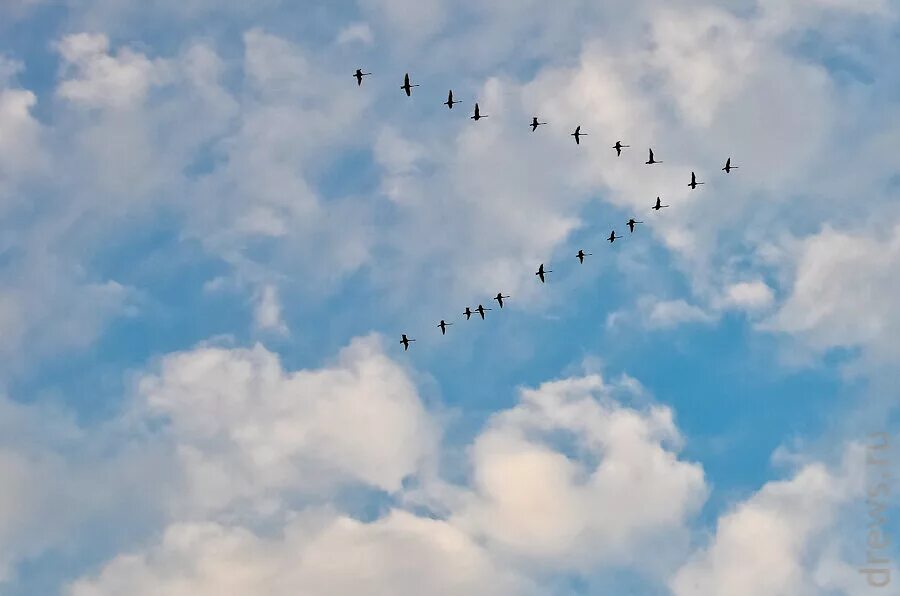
669,444,867,596
253,284,288,334
57,33,170,109
721,280,776,312
453,375,707,572
137,335,437,514
336,22,374,46
68,511,533,596
766,225,900,364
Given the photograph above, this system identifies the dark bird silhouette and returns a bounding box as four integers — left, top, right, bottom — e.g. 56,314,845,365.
722,157,738,173
354,69,371,86
576,249,592,264
627,218,643,233
535,263,551,283
438,320,452,335
531,117,547,132
494,292,510,308
401,73,419,96
471,103,487,121
645,148,662,164
652,196,669,210
572,126,587,145
613,141,629,156
463,307,474,320
476,304,491,319
688,171,704,189
608,230,622,243
444,89,461,109
400,334,415,351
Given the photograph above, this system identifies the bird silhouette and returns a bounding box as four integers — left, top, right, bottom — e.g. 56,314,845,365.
572,126,587,145
471,103,487,121
627,218,643,233
531,117,547,131
400,334,415,351
494,292,510,308
688,171,704,189
613,141,630,156
576,249,592,264
535,263,551,283
722,157,738,173
476,304,492,319
401,73,419,96
652,196,669,210
444,89,461,109
463,307,474,320
354,69,371,86
438,320,453,335
645,148,662,164
608,230,622,243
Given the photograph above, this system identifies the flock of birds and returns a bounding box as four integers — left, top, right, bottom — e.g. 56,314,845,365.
352,69,739,352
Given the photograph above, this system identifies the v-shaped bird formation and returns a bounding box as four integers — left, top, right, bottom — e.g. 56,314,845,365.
352,68,739,351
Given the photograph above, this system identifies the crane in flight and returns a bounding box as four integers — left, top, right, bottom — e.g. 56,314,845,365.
401,73,419,96
354,69,371,86
444,90,461,109
688,171,704,189
531,117,547,131
572,126,587,145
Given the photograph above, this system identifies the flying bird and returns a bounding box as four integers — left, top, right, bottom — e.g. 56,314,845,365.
608,230,622,243
530,117,547,132
627,218,642,233
688,171,704,189
535,263,551,283
444,89,461,109
400,334,415,351
645,148,662,164
438,320,453,335
354,69,371,86
722,157,738,173
572,126,587,145
576,249,592,264
494,293,510,308
471,103,487,121
401,73,419,96
613,141,629,156
475,304,492,319
652,196,669,210
463,307,474,320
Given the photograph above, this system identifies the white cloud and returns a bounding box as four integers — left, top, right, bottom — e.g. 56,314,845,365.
722,280,775,312
68,510,533,596
336,22,374,45
0,70,43,197
766,225,900,364
452,375,707,572
669,444,866,596
643,298,717,329
57,33,169,109
137,335,437,514
253,284,288,334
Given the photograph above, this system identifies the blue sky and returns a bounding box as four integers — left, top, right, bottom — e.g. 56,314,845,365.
1,0,899,594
